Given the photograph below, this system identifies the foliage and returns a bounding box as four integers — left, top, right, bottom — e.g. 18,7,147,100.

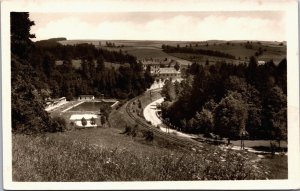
81,117,87,127
161,79,176,101
214,91,248,140
10,13,59,134
51,116,67,132
10,12,35,60
194,108,214,134
160,58,287,141
101,116,106,125
174,62,180,71
90,117,96,125
143,130,154,141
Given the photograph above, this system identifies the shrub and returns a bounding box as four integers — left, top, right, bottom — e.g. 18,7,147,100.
121,125,131,135
90,117,96,125
131,124,138,137
101,115,106,125
81,117,87,127
143,130,154,141
51,116,67,132
121,125,138,137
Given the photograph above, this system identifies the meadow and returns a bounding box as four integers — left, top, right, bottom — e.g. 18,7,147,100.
13,128,268,181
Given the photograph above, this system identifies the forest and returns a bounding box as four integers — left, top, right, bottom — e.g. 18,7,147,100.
11,12,153,134
162,44,236,59
160,57,287,143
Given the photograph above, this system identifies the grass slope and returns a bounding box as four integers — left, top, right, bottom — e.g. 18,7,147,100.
13,130,267,181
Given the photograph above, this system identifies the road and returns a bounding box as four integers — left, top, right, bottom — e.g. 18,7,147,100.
143,98,196,138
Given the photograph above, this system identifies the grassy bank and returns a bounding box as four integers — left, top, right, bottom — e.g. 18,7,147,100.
13,133,267,181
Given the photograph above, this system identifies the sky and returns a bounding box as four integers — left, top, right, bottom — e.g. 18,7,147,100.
29,11,286,42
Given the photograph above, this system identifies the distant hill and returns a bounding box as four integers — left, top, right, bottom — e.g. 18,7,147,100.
35,37,67,47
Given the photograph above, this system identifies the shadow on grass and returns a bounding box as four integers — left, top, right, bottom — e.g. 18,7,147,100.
252,146,287,153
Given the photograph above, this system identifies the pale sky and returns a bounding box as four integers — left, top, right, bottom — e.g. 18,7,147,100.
29,11,286,42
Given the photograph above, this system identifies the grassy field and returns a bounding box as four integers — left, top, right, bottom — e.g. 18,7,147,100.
260,155,288,179
13,129,268,181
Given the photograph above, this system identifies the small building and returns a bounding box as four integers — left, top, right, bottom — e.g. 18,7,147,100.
78,95,95,101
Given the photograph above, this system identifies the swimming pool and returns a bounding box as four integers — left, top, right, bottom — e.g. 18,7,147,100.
68,101,114,111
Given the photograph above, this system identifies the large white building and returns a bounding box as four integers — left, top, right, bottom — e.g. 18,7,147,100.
158,67,181,79
141,58,181,80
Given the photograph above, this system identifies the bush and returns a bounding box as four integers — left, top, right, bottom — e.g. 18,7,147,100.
51,116,67,132
121,125,131,135
143,130,154,141
131,124,138,137
121,125,138,137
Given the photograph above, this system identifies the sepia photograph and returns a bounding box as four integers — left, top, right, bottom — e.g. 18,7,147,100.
1,0,299,190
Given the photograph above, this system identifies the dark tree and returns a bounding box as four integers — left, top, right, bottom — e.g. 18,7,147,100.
90,117,96,125
81,117,87,127
11,12,35,60
174,62,180,71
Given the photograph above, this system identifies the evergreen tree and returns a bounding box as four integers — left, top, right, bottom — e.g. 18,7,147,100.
11,12,35,60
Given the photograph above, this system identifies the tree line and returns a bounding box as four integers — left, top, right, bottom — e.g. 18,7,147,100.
10,12,154,134
30,42,153,100
161,44,236,59
160,57,287,144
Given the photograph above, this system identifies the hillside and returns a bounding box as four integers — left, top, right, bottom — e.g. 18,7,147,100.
35,37,67,47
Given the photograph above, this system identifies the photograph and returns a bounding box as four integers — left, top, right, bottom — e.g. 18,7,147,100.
1,0,299,190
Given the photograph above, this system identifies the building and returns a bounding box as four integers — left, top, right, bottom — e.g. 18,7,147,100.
157,67,181,79
78,95,95,101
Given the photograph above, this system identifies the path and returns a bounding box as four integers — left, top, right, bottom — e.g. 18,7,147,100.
143,98,196,138
143,98,164,127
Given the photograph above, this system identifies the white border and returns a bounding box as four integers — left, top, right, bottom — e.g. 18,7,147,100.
1,0,299,190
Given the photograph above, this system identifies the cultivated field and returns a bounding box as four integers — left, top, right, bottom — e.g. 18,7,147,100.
59,39,285,65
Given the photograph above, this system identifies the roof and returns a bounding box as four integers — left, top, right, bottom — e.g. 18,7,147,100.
70,114,98,120
159,67,180,74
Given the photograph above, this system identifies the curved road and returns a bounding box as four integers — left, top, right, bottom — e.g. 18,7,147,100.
143,98,196,138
